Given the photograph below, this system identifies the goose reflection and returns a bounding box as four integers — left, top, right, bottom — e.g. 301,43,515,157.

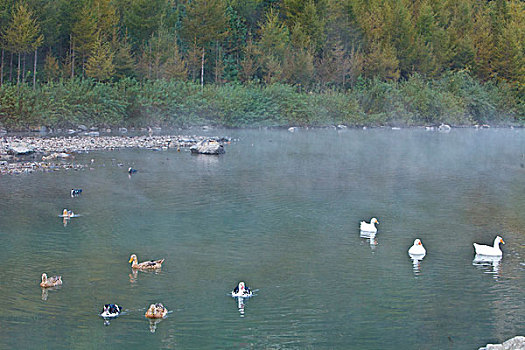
473,254,502,278
409,255,424,275
360,231,378,250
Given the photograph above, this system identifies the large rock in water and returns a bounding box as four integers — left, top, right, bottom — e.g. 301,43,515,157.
479,336,525,350
190,139,225,155
7,143,34,155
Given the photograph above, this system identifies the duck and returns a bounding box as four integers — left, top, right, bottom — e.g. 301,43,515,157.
145,303,168,319
128,254,164,270
231,281,253,298
70,189,82,196
408,239,426,257
61,209,75,218
360,218,379,233
40,273,62,288
128,167,137,174
473,236,505,256
100,304,122,318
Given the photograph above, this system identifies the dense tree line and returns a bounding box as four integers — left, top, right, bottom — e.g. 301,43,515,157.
0,0,523,128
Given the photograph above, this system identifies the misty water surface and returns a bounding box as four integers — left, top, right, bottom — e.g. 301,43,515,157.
0,128,523,349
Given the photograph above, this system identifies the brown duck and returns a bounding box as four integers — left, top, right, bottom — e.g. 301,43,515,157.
128,254,164,270
40,273,63,288
145,303,168,319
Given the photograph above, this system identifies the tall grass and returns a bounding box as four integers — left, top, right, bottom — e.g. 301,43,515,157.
0,72,522,130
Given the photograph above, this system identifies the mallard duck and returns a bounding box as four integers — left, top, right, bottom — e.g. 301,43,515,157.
360,218,379,233
231,281,253,298
408,239,426,257
40,273,62,288
145,303,168,319
474,236,505,256
128,167,137,174
128,254,164,269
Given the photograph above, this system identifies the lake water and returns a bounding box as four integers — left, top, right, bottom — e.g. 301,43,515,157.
0,128,523,349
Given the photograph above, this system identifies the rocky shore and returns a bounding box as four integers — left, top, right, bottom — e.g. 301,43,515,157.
1,134,230,175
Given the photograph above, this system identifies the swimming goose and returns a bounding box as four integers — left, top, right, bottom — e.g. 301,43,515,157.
231,281,253,298
40,273,62,288
408,239,426,257
129,254,164,270
473,236,504,256
360,218,379,233
145,303,168,319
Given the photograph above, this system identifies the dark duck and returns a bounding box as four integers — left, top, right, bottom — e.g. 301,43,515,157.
70,189,82,197
100,304,122,318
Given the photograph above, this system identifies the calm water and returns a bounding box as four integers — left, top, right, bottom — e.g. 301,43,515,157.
0,128,523,349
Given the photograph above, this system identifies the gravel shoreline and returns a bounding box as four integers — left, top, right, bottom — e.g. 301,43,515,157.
1,134,229,175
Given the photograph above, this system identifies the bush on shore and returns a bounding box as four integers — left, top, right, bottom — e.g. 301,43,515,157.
0,72,522,131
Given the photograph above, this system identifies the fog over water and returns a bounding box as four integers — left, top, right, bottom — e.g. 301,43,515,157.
0,128,523,349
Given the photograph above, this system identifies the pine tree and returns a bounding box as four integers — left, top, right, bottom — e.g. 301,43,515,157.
257,8,289,84
3,3,43,86
239,35,260,83
181,0,228,87
0,0,15,85
43,52,60,82
113,33,136,80
72,4,98,78
117,0,165,48
85,35,115,81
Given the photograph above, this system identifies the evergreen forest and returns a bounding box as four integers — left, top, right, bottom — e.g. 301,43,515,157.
0,0,523,129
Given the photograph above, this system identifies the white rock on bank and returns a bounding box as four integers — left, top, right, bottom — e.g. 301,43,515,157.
7,144,34,155
478,336,525,350
190,139,225,155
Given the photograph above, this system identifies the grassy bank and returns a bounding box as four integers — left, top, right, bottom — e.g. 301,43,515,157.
0,72,522,131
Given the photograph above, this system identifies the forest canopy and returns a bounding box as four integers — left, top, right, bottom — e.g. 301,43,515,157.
0,0,523,129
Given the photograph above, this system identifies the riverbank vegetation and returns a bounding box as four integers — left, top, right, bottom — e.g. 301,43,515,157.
0,0,523,129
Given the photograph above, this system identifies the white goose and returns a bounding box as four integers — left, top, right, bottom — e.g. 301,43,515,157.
360,218,379,233
408,239,426,257
473,236,505,256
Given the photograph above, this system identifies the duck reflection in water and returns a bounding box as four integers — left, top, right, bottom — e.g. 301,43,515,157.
41,286,60,301
473,255,502,279
149,318,162,333
128,268,162,284
237,296,246,317
128,269,138,284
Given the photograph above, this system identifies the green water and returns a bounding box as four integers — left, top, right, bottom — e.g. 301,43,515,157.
0,128,523,349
